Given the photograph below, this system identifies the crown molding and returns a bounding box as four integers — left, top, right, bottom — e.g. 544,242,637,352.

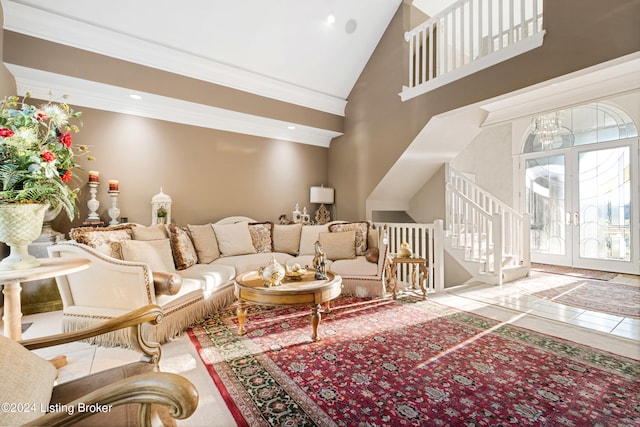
1,0,348,117
6,64,342,147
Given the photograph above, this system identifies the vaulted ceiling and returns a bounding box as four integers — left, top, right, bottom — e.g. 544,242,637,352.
2,0,416,146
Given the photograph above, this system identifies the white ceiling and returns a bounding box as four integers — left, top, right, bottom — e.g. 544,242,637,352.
2,1,403,115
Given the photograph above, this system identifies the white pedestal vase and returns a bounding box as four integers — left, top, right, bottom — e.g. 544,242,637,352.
0,203,48,270
35,204,64,243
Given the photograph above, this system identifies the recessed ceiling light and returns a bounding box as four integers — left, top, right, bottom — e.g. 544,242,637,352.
288,125,296,130
129,94,142,100
326,12,336,24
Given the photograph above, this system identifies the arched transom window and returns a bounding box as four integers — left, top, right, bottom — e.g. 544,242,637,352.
523,102,638,153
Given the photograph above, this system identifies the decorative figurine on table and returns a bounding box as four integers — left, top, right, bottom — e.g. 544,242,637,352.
293,204,302,223
284,263,307,280
313,240,327,280
399,242,412,258
301,207,311,224
258,255,285,287
278,214,293,225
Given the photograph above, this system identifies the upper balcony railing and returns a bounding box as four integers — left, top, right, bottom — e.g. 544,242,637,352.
401,0,545,101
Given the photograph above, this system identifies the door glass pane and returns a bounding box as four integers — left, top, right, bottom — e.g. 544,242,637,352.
578,146,631,261
525,155,566,255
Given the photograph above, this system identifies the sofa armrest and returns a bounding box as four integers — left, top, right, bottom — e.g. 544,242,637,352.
24,372,198,427
376,241,389,278
48,242,157,310
20,305,164,364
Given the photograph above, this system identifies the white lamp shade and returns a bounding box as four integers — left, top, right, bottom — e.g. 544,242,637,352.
310,186,334,204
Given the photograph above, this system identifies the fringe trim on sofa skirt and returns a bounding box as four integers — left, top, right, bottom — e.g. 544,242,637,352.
62,316,137,348
341,278,386,298
154,286,236,344
62,286,237,348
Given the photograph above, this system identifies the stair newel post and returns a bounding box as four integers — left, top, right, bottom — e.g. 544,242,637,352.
433,219,445,293
492,212,504,285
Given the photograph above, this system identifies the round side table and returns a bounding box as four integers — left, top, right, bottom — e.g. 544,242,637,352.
1,257,91,340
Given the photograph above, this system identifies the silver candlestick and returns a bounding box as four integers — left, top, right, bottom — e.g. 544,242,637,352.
108,191,120,225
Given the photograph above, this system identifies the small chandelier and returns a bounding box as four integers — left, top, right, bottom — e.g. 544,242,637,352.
533,111,561,150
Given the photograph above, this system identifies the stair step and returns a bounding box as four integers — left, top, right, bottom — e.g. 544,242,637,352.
502,265,529,282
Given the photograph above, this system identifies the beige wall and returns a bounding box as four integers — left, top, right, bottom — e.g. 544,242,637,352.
329,0,640,220
329,4,432,221
50,106,329,233
0,6,15,97
408,164,446,223
450,123,514,206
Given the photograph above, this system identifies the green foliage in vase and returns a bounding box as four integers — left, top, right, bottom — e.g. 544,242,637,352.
0,93,93,220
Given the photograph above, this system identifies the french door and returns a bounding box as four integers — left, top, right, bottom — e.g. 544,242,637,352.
524,139,639,274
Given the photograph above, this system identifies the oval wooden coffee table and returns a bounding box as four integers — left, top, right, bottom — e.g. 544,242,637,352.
234,271,342,342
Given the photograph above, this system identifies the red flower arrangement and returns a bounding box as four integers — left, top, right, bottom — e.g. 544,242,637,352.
0,93,93,219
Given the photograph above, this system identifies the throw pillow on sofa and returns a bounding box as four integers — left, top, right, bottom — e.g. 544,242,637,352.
273,223,302,255
169,224,198,270
117,238,176,272
248,222,273,253
212,222,258,257
329,221,369,256
319,230,356,260
298,224,330,255
70,223,135,258
132,223,169,240
187,223,221,263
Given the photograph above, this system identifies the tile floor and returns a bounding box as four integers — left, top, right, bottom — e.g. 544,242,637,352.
2,270,639,426
430,271,640,361
442,271,640,341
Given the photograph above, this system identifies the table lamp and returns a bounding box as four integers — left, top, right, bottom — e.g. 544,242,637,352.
310,186,334,224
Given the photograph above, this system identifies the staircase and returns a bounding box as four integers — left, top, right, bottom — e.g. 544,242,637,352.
445,165,530,284
370,0,543,287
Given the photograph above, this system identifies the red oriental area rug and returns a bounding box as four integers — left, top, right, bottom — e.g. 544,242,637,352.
532,279,640,319
188,297,640,426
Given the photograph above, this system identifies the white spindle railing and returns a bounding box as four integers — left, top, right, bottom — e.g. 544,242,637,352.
374,220,445,293
402,0,544,100
445,166,530,282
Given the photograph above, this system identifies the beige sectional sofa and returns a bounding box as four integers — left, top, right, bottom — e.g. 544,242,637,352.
48,216,387,346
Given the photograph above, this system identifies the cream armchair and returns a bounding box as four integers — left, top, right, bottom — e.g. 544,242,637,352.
0,305,198,427
48,242,236,347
